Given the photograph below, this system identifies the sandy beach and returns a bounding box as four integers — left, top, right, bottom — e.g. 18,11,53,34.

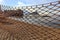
0,16,60,40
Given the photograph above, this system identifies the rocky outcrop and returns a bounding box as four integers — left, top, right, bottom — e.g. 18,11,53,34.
3,9,23,17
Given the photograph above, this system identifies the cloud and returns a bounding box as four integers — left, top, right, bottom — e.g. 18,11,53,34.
17,1,26,6
0,0,4,4
0,0,3,2
16,1,32,7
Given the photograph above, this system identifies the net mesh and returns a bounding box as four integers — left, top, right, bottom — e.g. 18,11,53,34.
0,1,60,40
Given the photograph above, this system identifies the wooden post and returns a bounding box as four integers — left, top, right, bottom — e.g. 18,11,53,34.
58,1,60,4
0,5,1,11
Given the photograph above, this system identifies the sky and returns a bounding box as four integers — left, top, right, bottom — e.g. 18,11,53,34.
0,0,58,7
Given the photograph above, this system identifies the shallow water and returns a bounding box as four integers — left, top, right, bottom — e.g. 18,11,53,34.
9,15,60,28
